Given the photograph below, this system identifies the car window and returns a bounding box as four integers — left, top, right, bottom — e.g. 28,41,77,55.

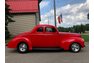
37,27,43,32
45,27,56,32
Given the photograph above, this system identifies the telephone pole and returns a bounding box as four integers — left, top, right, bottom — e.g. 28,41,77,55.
53,0,57,27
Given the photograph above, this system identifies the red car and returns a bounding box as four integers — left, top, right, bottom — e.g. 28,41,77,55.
7,25,85,53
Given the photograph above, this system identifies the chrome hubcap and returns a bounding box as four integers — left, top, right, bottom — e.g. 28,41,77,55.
19,43,27,52
71,43,80,52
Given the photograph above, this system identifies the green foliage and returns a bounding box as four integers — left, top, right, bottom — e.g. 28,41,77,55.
5,3,15,39
87,13,89,19
5,29,10,39
5,3,15,26
57,24,89,33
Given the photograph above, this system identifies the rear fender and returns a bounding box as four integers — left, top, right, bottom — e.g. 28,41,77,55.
60,37,85,50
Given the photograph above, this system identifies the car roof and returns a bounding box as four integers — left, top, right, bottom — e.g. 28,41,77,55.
36,24,55,27
31,24,58,33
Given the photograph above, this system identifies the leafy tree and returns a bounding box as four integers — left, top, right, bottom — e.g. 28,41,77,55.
87,13,89,19
85,24,89,31
58,27,64,32
80,24,85,33
5,3,15,39
58,24,89,33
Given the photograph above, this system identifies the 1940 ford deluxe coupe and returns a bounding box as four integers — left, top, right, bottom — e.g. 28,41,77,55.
7,25,85,53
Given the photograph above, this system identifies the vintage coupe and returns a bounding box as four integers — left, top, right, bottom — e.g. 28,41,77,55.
7,25,85,53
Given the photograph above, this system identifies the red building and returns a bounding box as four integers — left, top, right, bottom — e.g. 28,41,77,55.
6,0,42,36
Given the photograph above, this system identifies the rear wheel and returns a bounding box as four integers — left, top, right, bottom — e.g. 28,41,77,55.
17,42,28,53
70,43,81,53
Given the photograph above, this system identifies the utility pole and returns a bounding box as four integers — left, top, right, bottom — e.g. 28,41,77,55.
53,0,57,27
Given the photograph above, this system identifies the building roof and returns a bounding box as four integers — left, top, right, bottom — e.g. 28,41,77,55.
6,0,39,13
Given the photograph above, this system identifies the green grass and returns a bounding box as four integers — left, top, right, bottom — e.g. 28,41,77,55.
81,34,89,42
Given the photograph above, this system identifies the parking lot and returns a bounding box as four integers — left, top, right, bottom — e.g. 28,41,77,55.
6,42,89,63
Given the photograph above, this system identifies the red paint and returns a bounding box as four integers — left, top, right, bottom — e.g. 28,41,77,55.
7,25,85,51
58,14,62,24
6,0,38,13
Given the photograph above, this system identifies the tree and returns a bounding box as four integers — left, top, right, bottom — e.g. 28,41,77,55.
85,24,89,31
58,24,88,33
58,27,64,32
80,24,85,33
5,3,15,39
87,13,89,19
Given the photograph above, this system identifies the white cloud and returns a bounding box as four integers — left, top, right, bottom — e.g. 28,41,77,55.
40,1,50,9
40,0,89,27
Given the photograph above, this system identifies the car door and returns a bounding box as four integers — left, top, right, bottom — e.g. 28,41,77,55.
43,26,60,47
31,27,46,47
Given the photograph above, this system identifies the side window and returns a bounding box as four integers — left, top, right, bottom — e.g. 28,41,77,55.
37,27,43,32
46,27,56,32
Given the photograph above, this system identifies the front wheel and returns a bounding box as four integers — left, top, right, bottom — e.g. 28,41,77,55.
70,43,81,53
17,42,28,53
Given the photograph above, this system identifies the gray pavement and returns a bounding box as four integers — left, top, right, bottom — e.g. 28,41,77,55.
6,43,89,63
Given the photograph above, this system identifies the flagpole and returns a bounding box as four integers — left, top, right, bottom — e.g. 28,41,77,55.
53,0,57,27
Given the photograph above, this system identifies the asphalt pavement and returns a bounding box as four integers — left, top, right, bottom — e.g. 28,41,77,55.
6,42,89,63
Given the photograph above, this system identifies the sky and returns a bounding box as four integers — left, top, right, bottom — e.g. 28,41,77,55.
39,0,89,27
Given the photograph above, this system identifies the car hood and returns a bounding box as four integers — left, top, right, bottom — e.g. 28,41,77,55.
59,32,81,37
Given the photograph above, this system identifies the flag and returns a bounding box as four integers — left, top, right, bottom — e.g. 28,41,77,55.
57,14,63,24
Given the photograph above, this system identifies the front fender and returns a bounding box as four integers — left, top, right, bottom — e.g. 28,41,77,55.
7,37,32,50
60,37,85,50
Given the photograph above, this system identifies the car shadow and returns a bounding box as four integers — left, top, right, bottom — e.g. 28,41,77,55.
6,48,86,54
30,48,65,53
7,48,68,53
